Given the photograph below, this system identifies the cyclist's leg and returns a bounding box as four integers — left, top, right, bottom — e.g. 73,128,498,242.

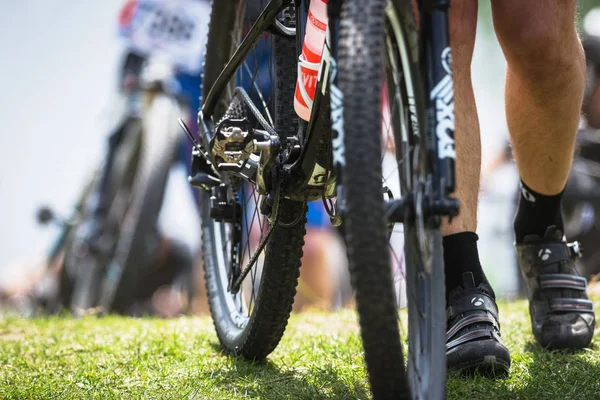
493,0,594,349
442,0,486,293
90,51,145,219
493,0,583,198
443,0,510,375
443,0,479,236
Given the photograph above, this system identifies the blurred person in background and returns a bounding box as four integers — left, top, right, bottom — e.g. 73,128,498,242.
108,0,209,316
71,0,210,316
1,0,210,317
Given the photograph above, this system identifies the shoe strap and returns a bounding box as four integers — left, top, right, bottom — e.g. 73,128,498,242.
539,273,587,291
549,298,595,314
446,313,499,342
518,241,571,268
447,292,499,321
446,328,497,351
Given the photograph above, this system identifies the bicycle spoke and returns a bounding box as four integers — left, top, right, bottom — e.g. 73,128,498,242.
243,61,274,126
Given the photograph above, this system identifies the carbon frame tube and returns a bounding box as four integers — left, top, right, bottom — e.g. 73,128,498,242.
420,0,456,195
281,0,341,201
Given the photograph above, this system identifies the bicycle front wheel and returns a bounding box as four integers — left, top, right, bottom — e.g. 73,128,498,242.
338,1,446,399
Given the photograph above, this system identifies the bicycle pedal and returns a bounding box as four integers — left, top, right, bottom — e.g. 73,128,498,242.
211,118,254,165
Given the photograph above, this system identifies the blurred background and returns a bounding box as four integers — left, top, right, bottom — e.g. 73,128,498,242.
2,0,600,312
0,1,124,285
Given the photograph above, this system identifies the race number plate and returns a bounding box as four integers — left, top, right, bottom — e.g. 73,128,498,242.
120,0,210,74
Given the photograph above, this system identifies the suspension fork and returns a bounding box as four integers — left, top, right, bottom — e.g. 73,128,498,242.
420,0,456,197
417,0,460,221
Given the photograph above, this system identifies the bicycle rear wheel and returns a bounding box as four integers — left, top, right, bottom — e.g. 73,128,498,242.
338,0,446,399
200,1,307,359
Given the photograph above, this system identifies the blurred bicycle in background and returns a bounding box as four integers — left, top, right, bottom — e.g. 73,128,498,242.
31,0,210,317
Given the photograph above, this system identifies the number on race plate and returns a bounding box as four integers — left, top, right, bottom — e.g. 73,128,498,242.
120,0,210,74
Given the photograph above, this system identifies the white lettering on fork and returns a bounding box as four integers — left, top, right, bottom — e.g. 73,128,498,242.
430,47,456,160
331,83,345,166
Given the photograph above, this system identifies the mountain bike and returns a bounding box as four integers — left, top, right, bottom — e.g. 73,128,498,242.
186,1,457,398
37,56,187,316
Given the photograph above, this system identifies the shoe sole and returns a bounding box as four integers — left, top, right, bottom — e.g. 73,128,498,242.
450,355,510,377
447,338,511,377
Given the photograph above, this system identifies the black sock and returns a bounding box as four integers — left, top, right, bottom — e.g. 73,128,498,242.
443,232,487,299
513,180,564,243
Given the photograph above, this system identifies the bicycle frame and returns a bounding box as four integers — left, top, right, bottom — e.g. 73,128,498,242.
198,0,457,218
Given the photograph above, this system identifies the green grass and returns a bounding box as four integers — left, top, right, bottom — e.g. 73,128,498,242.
1,300,600,399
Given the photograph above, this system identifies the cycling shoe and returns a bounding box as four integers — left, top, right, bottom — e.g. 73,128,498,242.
516,226,595,349
446,272,511,376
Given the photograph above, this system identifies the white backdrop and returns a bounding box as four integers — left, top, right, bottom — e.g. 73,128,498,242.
0,1,123,280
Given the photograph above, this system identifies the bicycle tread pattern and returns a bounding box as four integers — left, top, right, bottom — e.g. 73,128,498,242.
338,0,410,398
201,0,307,360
